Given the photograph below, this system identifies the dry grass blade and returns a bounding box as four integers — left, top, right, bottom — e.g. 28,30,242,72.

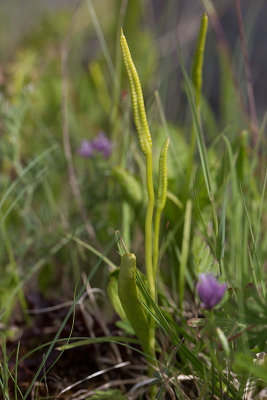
69,378,145,400
56,361,130,397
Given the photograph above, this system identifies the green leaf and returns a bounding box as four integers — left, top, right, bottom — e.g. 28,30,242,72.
118,252,151,356
115,320,135,336
107,268,127,321
57,336,139,351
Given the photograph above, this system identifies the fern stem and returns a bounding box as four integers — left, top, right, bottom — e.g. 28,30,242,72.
145,150,155,301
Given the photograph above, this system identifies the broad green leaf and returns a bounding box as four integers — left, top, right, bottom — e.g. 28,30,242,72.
118,252,150,355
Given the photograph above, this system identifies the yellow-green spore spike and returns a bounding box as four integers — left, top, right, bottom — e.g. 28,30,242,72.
157,138,169,211
192,13,208,108
120,29,152,155
153,138,169,277
120,41,144,152
118,252,151,357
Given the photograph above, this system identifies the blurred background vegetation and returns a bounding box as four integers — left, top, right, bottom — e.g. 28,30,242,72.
0,0,267,397
0,0,266,337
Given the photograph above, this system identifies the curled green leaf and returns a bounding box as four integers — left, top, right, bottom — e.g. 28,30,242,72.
118,252,150,356
107,268,127,322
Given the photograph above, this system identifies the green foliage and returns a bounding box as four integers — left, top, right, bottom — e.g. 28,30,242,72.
112,166,143,209
192,235,219,275
107,268,127,321
0,2,266,399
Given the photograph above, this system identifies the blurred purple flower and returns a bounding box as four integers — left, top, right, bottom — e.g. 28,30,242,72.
197,273,226,310
77,132,112,159
92,132,112,158
77,140,95,158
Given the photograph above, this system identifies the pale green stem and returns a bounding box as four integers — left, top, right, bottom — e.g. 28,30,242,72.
211,199,219,238
150,204,161,381
144,150,156,371
153,138,169,280
122,201,131,248
185,125,196,196
145,150,155,302
179,200,192,311
153,208,161,281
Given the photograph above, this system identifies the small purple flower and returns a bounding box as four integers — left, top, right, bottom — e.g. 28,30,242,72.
92,132,112,158
77,140,95,158
77,132,112,159
197,273,226,310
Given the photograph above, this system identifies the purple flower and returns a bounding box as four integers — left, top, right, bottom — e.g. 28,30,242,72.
77,132,112,159
92,132,112,158
77,140,95,158
197,273,226,310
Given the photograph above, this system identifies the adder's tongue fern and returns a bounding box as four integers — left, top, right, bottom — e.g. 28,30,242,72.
120,26,170,306
119,31,169,385
120,29,155,306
